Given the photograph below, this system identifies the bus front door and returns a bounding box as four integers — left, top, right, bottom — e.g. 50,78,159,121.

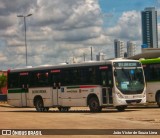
100,65,113,105
102,87,113,105
21,85,28,107
52,83,61,106
19,75,28,107
51,71,61,106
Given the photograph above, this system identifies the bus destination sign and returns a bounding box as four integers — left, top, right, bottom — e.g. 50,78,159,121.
114,62,141,67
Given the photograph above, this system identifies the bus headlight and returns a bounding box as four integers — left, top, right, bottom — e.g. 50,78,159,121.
117,92,124,99
143,92,146,98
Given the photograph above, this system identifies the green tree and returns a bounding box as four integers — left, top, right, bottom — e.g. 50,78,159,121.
0,73,7,94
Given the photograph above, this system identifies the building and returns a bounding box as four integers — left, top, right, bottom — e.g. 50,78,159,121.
127,41,136,57
114,39,124,58
128,48,160,60
141,7,158,48
96,52,105,61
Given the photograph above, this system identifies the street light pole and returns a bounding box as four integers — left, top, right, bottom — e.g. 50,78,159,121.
91,46,93,61
17,14,32,66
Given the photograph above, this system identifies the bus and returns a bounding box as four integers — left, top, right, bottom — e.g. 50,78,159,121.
140,58,160,107
7,59,146,112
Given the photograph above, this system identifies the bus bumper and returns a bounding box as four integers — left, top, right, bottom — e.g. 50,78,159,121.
114,93,146,106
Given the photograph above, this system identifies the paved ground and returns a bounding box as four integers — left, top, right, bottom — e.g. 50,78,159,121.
0,103,160,138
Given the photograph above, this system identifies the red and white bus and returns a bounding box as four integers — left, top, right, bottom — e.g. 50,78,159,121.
7,59,146,112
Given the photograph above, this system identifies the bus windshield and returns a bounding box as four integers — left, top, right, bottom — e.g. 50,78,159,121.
115,68,144,94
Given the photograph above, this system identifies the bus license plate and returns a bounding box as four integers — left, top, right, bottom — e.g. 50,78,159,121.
125,95,142,99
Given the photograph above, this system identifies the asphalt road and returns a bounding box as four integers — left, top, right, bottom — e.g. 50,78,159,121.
0,103,160,138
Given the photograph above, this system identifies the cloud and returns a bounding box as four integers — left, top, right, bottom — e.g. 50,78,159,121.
0,0,109,70
107,10,141,40
0,0,37,16
32,0,102,29
1,0,151,70
105,10,142,53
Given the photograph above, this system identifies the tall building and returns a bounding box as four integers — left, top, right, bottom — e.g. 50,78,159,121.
127,41,136,57
114,39,124,58
96,52,105,61
141,7,158,48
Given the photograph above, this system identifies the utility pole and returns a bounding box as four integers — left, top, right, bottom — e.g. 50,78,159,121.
83,53,86,61
17,14,32,66
91,47,93,61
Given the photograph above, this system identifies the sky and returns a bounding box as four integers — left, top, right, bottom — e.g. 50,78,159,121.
0,0,160,70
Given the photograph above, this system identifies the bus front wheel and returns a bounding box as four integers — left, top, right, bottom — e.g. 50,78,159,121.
156,93,160,107
116,106,127,112
35,98,44,112
88,97,102,112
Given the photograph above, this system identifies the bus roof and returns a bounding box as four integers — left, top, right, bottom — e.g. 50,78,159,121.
140,58,160,64
128,50,160,60
9,58,139,73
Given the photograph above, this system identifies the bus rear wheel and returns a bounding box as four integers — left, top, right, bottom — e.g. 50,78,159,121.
35,98,44,112
156,93,160,107
116,106,127,112
88,97,102,112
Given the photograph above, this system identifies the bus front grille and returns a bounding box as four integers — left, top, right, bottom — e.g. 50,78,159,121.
126,99,142,104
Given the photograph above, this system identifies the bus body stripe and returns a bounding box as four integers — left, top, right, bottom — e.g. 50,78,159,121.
8,89,28,93
140,58,160,64
67,86,79,89
67,85,97,89
80,86,97,88
8,85,97,93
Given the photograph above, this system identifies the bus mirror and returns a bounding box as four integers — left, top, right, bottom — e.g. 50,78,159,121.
53,83,56,89
102,80,106,86
58,82,61,89
58,82,61,87
108,80,113,88
114,70,117,76
22,84,24,89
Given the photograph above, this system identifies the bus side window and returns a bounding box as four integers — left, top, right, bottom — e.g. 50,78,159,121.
71,69,79,85
88,67,97,84
19,73,29,89
37,72,49,86
61,70,70,86
51,72,61,88
29,72,37,87
8,73,19,88
80,68,88,84
100,71,106,86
